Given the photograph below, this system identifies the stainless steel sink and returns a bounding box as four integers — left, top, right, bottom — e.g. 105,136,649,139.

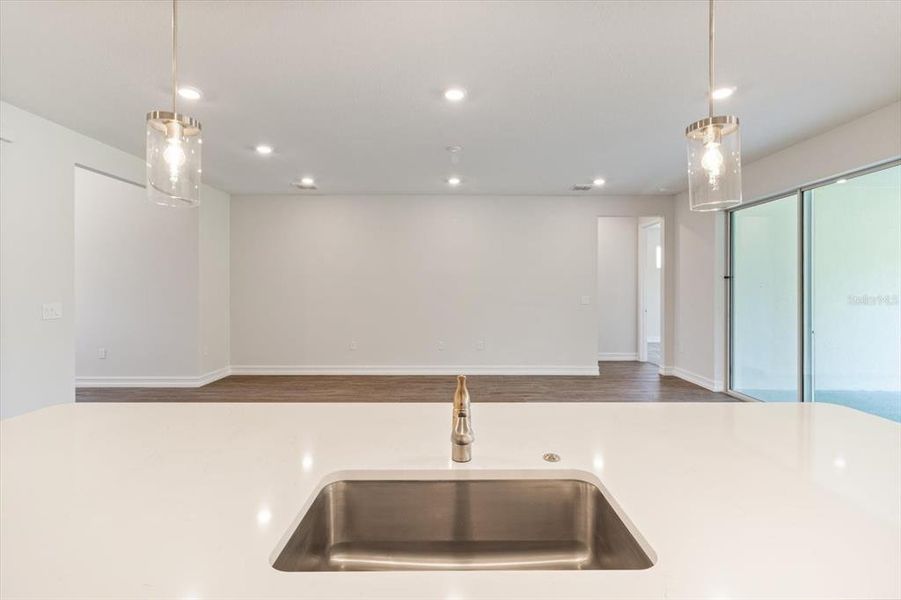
272,478,653,571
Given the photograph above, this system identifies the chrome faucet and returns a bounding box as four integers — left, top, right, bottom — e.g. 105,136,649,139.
451,375,474,462
451,375,475,462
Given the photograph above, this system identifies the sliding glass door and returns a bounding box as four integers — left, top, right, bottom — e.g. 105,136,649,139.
729,161,901,422
731,194,799,402
807,165,901,421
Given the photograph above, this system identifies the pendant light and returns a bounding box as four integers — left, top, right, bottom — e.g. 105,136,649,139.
685,0,741,212
146,0,202,207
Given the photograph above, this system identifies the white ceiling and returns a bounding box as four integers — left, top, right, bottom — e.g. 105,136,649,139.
1,1,899,196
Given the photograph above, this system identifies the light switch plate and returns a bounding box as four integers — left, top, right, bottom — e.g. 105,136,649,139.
580,295,591,305
97,347,107,360
476,340,486,351
42,302,62,320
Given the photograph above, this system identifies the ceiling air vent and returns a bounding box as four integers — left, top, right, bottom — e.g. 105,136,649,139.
571,184,592,192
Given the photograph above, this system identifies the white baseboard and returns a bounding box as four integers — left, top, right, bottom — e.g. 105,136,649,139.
75,364,729,392
670,367,724,392
76,366,232,388
597,353,638,361
230,364,600,376
76,363,605,388
197,366,233,386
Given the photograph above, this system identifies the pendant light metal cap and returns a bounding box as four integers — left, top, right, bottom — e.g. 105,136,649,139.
146,110,202,136
685,114,739,139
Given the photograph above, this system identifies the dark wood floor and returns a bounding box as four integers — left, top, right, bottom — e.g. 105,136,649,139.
76,361,732,403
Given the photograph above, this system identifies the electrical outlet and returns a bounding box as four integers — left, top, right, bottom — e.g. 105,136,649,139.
97,347,107,360
580,295,591,305
41,302,62,320
476,340,485,351
349,340,358,351
438,341,446,351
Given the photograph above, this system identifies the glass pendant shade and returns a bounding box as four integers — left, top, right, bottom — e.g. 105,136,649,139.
146,111,202,207
686,115,742,211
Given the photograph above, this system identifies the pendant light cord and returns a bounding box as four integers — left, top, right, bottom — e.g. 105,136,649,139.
171,0,178,114
708,0,715,118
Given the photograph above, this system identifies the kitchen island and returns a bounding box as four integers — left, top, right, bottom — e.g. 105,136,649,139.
1,401,899,599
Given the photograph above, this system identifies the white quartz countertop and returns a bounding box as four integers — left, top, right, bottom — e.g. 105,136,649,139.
1,401,899,600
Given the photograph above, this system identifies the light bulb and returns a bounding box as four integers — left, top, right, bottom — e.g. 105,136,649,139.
163,138,187,183
701,142,724,174
700,141,725,191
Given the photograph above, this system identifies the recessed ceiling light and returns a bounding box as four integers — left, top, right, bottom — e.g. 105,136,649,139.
593,178,606,186
177,86,202,101
711,86,736,100
836,178,848,184
255,145,273,155
291,176,317,190
447,176,461,186
444,88,466,102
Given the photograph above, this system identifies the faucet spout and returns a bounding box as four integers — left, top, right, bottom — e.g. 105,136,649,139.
451,375,474,462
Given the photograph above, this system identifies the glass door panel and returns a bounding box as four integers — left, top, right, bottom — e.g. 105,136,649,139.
731,194,799,402
808,165,901,421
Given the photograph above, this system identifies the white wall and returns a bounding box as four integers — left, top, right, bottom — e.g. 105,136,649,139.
199,185,230,375
0,102,144,418
75,168,199,378
673,101,901,391
231,194,675,373
0,102,230,417
596,217,637,360
672,195,721,389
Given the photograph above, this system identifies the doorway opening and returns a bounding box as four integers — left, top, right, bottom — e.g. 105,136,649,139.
596,216,665,369
638,219,663,366
74,165,197,387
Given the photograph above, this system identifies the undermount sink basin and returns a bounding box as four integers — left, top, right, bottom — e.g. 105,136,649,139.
272,477,653,571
